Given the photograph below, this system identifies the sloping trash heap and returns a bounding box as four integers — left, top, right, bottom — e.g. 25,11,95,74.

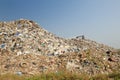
0,19,120,76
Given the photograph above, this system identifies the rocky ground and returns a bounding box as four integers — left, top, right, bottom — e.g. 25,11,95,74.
0,19,120,76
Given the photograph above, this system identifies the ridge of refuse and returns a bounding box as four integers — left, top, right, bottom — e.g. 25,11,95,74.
0,19,120,76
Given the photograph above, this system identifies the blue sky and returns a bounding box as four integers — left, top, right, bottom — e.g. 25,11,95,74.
0,0,120,48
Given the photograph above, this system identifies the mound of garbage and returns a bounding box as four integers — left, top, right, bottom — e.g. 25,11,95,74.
0,19,120,76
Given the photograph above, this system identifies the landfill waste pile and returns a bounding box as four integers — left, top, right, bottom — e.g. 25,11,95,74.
0,19,120,76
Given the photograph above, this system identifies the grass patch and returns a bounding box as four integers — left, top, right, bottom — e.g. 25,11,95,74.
0,72,120,80
108,73,120,80
0,73,25,80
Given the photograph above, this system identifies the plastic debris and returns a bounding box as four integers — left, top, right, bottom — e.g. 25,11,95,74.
15,71,22,76
0,19,120,76
0,43,6,48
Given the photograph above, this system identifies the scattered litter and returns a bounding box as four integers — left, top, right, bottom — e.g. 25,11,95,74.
0,43,6,48
0,19,120,76
15,71,22,76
